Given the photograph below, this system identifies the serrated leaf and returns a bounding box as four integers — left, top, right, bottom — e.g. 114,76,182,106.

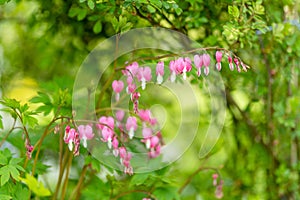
0,166,10,186
0,152,8,165
15,165,25,172
228,5,239,18
9,158,23,166
36,105,53,116
93,20,102,34
30,92,51,104
19,104,29,113
2,149,11,158
13,184,30,200
8,165,19,181
87,0,95,10
19,174,51,197
0,98,20,110
22,115,38,127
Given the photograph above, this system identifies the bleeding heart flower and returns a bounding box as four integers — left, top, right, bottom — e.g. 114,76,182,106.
112,80,124,101
126,116,138,139
137,67,152,90
156,61,164,84
202,53,211,76
215,51,222,71
78,124,94,148
194,54,203,77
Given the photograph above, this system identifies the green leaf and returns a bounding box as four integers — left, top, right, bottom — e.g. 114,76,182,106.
93,20,102,34
68,7,80,18
150,0,162,8
0,166,10,186
8,165,19,181
147,5,156,13
0,98,20,110
13,184,30,200
153,186,180,200
30,92,51,104
174,7,182,15
0,152,8,165
9,158,23,166
228,5,240,18
22,115,38,127
19,174,51,197
162,1,170,9
130,173,150,186
87,0,95,10
77,9,87,21
111,16,119,32
0,194,11,200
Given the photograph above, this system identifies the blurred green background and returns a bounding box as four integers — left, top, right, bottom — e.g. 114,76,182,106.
0,0,300,199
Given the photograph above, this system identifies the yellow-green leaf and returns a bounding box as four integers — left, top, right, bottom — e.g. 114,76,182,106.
19,174,51,197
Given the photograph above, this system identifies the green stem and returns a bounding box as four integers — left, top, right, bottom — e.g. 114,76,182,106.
52,120,68,200
61,152,73,200
0,118,16,147
178,166,220,194
31,116,70,175
68,164,89,200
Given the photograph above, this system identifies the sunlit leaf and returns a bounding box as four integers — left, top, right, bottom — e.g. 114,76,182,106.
19,174,51,197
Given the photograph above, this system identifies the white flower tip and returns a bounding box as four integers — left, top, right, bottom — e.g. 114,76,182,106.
115,93,120,101
129,128,134,139
108,139,112,149
204,67,209,76
141,80,146,90
183,72,187,80
83,138,87,148
170,73,176,82
157,75,163,84
146,139,151,149
216,63,222,71
68,142,73,151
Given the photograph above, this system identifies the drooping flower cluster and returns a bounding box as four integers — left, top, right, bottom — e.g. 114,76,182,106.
60,50,249,176
64,125,94,156
212,173,224,199
25,139,34,159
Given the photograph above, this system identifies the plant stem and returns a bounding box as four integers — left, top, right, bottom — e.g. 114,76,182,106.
178,166,220,194
61,151,73,200
31,116,70,174
52,120,68,200
0,118,16,147
68,164,89,200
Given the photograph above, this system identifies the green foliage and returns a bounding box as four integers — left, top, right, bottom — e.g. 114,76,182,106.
19,174,51,197
0,0,300,199
0,98,38,127
0,149,25,186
